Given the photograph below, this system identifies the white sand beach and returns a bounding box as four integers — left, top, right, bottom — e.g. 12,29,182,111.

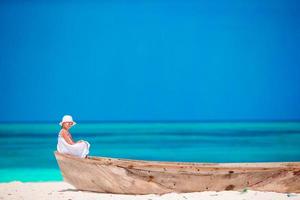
0,181,299,200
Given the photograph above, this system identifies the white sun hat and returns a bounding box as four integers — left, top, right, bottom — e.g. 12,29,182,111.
59,115,77,126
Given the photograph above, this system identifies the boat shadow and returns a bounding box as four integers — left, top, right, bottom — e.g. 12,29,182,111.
58,188,128,195
58,188,164,196
59,189,82,193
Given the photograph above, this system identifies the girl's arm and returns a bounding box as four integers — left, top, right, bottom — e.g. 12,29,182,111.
61,130,75,145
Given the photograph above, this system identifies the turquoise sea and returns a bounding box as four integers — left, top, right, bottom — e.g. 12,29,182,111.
0,122,300,182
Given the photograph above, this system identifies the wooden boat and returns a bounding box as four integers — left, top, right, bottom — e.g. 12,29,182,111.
54,151,300,194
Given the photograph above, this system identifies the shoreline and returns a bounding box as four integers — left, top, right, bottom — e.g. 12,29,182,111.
0,181,299,200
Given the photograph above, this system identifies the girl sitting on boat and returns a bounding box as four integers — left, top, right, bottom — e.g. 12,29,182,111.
57,115,90,158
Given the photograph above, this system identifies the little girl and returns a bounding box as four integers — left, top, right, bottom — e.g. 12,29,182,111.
57,115,90,158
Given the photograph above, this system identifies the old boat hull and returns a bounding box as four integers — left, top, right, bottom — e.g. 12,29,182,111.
54,151,300,194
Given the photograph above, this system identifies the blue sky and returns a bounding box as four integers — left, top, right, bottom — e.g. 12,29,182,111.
0,0,299,122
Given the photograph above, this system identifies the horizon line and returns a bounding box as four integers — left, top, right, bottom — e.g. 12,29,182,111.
0,119,300,124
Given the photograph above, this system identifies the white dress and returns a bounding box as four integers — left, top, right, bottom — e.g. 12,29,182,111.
57,132,90,158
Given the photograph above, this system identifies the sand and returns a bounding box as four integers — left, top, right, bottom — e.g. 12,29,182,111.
0,181,299,200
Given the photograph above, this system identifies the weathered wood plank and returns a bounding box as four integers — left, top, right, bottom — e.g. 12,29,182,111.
54,151,300,194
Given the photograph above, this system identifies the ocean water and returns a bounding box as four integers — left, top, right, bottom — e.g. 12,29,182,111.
0,122,299,182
